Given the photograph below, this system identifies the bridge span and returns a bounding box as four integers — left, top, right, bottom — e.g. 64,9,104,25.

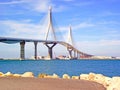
0,37,93,60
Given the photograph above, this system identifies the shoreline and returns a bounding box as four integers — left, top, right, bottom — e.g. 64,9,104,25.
0,72,120,90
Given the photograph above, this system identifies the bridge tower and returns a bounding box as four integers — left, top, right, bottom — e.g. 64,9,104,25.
67,25,74,46
44,6,57,59
45,6,56,41
67,25,78,59
67,25,74,59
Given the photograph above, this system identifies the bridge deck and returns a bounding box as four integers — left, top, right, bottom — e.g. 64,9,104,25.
0,37,93,57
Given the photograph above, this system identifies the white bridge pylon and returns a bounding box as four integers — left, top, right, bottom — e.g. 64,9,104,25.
45,6,57,41
67,25,74,46
44,6,57,59
67,25,76,59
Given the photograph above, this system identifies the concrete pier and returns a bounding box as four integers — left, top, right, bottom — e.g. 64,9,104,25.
20,41,25,60
74,50,76,58
67,47,73,59
77,52,80,59
34,42,38,60
45,43,57,59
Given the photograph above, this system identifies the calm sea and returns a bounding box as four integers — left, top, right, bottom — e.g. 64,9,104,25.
0,59,120,77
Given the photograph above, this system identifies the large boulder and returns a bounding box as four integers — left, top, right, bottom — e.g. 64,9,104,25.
107,77,120,90
0,72,4,77
38,73,59,78
62,74,70,79
21,72,34,77
80,74,89,80
104,76,112,87
94,74,106,85
4,72,13,77
72,76,79,79
52,73,59,78
13,74,21,77
38,73,48,78
88,73,96,81
80,73,111,88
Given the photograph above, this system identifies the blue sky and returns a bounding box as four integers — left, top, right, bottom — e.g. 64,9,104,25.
0,0,120,58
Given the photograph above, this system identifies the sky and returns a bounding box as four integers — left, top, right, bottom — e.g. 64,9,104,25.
0,0,120,58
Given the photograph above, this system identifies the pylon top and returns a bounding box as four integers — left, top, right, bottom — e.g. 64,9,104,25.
69,24,71,30
49,6,52,12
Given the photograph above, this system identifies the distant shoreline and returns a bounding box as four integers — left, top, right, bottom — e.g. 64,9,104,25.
0,58,120,60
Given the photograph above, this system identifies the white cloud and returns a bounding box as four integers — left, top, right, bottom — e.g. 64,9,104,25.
0,20,47,39
96,11,120,17
99,40,120,46
74,1,94,6
0,19,67,41
0,0,66,13
0,0,25,5
59,22,95,31
52,5,67,12
97,21,120,25
76,40,120,47
63,0,74,2
73,22,95,30
0,0,52,12
25,0,52,12
76,40,120,56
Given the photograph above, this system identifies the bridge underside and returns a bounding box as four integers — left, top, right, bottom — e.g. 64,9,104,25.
0,37,93,60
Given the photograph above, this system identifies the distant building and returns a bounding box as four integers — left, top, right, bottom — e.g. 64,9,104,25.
56,55,66,60
116,57,120,59
91,56,112,59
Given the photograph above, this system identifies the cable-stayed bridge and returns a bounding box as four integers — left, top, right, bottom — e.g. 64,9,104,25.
0,7,93,60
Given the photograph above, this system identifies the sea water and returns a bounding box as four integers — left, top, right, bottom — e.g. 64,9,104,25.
0,59,120,77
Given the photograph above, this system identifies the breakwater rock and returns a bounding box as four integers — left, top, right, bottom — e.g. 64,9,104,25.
0,72,34,77
0,72,120,90
80,73,120,90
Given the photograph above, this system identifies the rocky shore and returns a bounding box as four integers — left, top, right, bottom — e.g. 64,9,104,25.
0,72,119,90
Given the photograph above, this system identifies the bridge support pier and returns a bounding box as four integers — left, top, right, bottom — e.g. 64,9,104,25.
77,52,80,59
45,43,57,59
34,42,38,60
74,51,77,58
67,47,73,59
20,41,25,60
